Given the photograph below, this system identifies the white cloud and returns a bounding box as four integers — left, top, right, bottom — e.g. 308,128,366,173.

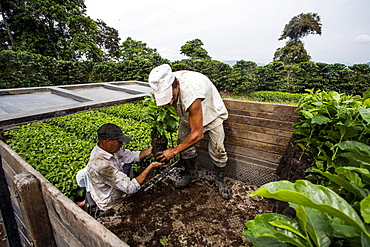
355,34,370,43
85,0,370,64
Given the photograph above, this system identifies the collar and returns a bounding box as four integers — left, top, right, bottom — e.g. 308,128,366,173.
95,144,114,160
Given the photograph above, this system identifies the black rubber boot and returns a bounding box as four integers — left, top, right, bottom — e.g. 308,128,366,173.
214,166,231,200
175,157,198,188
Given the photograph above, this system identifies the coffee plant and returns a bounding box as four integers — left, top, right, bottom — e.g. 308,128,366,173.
5,101,178,201
244,89,370,247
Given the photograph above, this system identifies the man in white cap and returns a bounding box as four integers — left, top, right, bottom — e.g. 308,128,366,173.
148,64,231,199
86,123,167,213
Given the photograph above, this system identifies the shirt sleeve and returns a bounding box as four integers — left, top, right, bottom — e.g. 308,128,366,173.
117,148,141,163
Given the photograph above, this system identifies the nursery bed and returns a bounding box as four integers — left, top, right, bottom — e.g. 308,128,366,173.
97,165,273,247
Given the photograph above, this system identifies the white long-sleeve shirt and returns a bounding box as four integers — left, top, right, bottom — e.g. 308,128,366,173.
87,145,141,211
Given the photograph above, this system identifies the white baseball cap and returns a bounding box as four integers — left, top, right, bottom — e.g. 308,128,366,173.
148,64,175,106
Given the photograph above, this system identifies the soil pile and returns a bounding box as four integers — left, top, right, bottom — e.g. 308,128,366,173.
98,168,273,247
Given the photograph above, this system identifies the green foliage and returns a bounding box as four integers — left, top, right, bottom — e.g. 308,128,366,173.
98,100,152,122
5,102,165,201
172,58,232,91
275,12,322,65
0,0,103,61
95,19,121,61
274,40,311,65
159,236,169,246
120,37,165,62
226,60,257,94
245,89,370,247
245,180,370,246
6,122,94,201
1,49,369,97
279,12,322,42
293,89,370,172
143,93,179,139
249,91,305,104
44,110,153,151
180,39,211,60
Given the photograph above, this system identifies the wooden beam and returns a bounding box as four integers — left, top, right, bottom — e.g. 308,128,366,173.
13,172,56,247
224,99,297,114
227,114,295,132
224,127,291,147
224,121,293,138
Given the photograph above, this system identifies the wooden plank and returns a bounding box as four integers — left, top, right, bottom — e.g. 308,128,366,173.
224,122,293,138
41,184,129,247
13,172,56,247
224,143,282,164
227,108,300,122
224,136,287,154
48,213,84,247
198,141,281,164
2,160,23,223
224,99,297,114
227,114,294,132
2,159,16,192
224,127,290,147
0,141,129,247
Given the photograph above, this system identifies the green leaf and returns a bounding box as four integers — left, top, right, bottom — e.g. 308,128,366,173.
246,213,309,247
269,220,306,239
294,205,332,247
313,169,368,199
301,110,314,119
358,106,370,124
360,196,370,223
336,167,370,179
243,229,288,247
249,180,370,237
336,141,370,157
331,217,361,238
312,115,331,125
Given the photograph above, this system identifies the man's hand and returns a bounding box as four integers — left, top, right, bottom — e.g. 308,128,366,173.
139,146,153,159
156,148,177,162
150,161,168,168
136,161,167,184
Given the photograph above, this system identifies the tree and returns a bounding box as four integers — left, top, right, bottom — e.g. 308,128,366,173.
228,60,257,94
0,1,15,49
119,37,160,60
95,19,120,61
274,12,322,64
273,40,311,65
0,0,103,61
279,12,322,42
180,39,211,60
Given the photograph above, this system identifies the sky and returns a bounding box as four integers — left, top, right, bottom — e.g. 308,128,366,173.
84,0,370,65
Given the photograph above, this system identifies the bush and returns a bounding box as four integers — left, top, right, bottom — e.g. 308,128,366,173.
249,91,305,104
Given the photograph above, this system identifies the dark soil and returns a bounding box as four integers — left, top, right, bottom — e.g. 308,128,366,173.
98,168,273,247
273,134,313,217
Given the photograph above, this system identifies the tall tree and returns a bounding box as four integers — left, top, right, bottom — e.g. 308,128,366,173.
95,19,120,61
279,12,322,42
274,12,322,64
119,37,163,61
0,0,104,61
180,38,211,60
274,40,311,65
